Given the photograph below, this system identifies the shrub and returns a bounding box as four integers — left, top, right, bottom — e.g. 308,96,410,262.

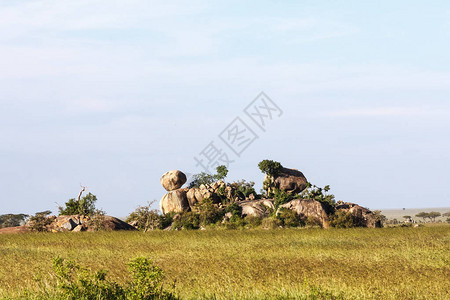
28,210,55,232
244,215,262,228
225,203,242,217
85,209,107,231
233,180,257,199
261,217,282,229
299,183,336,213
59,192,99,216
51,257,177,299
305,216,322,227
277,208,302,227
126,201,163,231
172,212,200,230
197,199,224,226
330,211,356,228
273,189,295,212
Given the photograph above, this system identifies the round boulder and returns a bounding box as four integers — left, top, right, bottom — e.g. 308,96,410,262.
160,170,187,191
265,167,308,194
160,189,190,214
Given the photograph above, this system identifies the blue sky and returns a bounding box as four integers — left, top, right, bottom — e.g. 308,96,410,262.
1,0,449,216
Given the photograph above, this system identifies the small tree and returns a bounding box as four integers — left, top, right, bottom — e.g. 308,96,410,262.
428,212,441,222
258,160,283,177
189,165,228,188
214,165,228,181
59,187,99,216
402,215,411,221
415,212,429,222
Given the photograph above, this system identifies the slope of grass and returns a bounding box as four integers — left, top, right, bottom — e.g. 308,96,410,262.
0,225,449,299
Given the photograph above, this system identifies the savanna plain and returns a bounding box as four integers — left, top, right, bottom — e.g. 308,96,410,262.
0,225,449,299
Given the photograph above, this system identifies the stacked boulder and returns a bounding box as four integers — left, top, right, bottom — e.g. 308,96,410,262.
160,170,189,214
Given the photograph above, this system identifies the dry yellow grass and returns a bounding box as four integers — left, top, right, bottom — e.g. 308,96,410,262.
0,225,449,299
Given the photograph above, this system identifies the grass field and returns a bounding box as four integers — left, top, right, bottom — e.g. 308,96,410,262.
1,225,449,299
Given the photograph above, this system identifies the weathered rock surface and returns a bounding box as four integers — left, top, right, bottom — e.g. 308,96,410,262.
240,199,274,218
265,167,308,194
335,202,382,228
186,188,203,208
280,199,329,228
160,189,190,214
92,216,137,231
160,170,187,191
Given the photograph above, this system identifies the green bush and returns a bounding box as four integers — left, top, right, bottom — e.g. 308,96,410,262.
277,208,302,228
233,180,257,199
28,210,54,232
172,212,200,230
330,211,357,228
197,200,224,226
261,217,282,229
299,183,336,213
51,257,177,299
244,215,262,228
126,202,163,231
258,160,283,177
305,216,322,227
59,193,99,216
273,189,295,212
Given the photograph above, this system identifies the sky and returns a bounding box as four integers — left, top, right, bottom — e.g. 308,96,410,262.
1,0,449,217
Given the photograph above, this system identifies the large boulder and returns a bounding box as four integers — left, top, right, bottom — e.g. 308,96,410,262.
335,202,382,228
160,189,190,214
91,216,137,231
280,199,329,228
160,170,187,191
240,199,274,218
265,167,308,194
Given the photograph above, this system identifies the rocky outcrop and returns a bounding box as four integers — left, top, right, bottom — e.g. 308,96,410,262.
265,167,308,194
50,215,90,231
280,199,330,228
240,199,274,218
160,170,187,191
48,215,136,232
96,216,137,231
160,189,190,214
335,202,382,228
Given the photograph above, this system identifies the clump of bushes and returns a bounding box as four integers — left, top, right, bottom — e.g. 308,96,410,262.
27,210,55,232
50,256,177,299
126,201,164,231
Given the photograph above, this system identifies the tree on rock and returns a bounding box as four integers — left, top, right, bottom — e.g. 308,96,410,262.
58,186,100,216
258,160,283,177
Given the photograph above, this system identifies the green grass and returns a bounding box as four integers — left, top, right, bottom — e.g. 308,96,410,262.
1,225,449,299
